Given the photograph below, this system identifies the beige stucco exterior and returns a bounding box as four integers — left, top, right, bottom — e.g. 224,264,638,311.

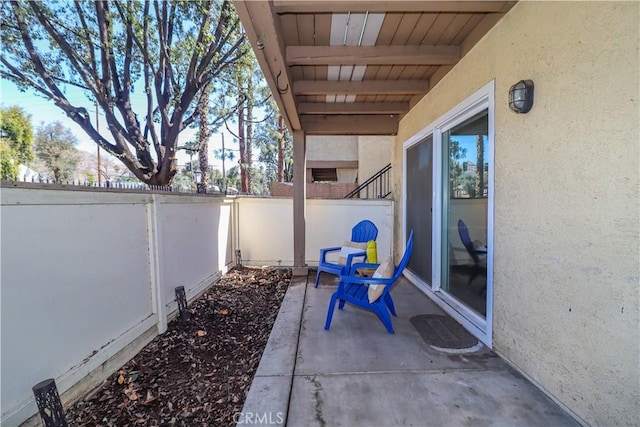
305,135,391,187
393,2,639,425
307,135,358,161
358,135,392,182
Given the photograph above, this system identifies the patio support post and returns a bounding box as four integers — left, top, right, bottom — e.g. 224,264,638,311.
293,129,308,276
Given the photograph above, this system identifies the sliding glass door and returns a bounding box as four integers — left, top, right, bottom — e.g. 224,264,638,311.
405,135,433,284
441,110,489,317
403,81,494,346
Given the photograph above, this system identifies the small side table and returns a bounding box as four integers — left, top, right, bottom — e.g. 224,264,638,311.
356,267,377,277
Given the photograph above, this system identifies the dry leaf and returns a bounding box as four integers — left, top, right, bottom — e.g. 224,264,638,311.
197,330,207,337
64,267,292,425
117,374,125,385
144,390,157,405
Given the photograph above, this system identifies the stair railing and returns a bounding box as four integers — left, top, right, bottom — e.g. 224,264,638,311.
344,163,392,199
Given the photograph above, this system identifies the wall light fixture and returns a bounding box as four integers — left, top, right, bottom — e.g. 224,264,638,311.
509,79,534,113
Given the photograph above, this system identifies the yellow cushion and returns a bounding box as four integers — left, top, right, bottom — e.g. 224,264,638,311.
366,240,377,264
338,241,368,265
368,257,395,303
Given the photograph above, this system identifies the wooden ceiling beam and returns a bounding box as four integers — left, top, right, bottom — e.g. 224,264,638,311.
300,114,399,135
412,11,511,108
287,45,459,66
294,80,429,95
273,1,516,14
298,102,410,114
233,1,300,130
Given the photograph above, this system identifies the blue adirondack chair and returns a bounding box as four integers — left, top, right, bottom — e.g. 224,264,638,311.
314,220,378,288
324,230,414,334
457,219,487,291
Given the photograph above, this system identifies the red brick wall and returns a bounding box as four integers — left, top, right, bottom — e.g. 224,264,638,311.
270,182,358,199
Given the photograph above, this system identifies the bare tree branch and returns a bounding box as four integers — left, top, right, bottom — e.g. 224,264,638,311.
29,2,97,96
74,1,98,75
0,59,55,100
2,0,248,185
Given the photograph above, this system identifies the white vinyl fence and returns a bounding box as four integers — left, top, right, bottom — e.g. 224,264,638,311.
0,185,392,426
0,186,235,426
236,197,393,267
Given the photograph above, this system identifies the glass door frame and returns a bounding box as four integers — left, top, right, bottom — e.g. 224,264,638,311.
403,80,495,347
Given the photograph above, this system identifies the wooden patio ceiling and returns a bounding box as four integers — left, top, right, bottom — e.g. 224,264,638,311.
234,1,516,135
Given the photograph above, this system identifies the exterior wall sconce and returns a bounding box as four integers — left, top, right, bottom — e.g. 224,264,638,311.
509,80,534,113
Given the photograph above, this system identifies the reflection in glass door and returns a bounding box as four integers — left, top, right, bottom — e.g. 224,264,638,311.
441,110,489,317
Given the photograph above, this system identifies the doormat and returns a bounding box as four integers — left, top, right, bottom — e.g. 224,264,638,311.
410,315,478,349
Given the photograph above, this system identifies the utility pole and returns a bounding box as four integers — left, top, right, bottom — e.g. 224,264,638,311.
189,150,195,184
95,101,102,186
221,133,226,194
177,142,198,187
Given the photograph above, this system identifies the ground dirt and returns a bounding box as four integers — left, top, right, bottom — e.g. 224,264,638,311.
65,267,291,426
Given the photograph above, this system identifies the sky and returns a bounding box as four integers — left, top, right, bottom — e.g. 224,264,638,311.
455,135,489,166
0,78,241,172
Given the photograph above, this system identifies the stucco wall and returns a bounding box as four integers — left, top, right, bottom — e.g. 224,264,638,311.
393,2,639,425
358,135,392,182
307,135,358,161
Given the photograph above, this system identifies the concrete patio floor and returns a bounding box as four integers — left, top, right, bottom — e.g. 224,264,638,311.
240,272,578,426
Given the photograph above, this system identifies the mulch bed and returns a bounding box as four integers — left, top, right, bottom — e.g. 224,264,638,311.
65,267,291,426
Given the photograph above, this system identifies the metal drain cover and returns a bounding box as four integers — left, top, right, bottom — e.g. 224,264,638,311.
410,314,478,349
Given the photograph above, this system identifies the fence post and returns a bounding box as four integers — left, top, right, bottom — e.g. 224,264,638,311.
146,194,167,333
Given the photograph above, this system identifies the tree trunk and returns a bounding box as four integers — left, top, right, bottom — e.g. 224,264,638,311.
475,135,484,197
277,115,284,182
238,106,248,193
197,84,210,192
246,75,253,193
